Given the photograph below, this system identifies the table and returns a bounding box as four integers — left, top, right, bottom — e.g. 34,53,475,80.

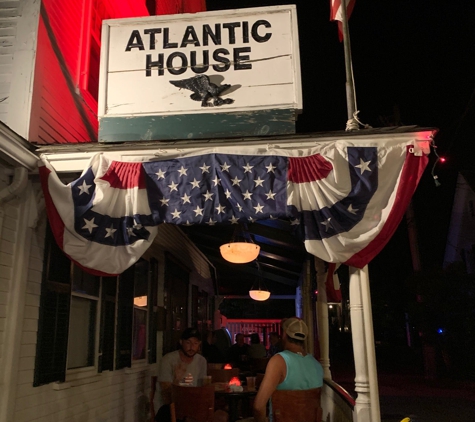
215,387,257,422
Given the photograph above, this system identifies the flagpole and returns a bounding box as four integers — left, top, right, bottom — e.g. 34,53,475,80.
340,0,357,124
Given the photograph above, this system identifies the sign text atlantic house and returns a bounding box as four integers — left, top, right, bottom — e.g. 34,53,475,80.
98,5,302,142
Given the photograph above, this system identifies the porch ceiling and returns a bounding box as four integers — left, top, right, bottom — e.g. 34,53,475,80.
181,218,308,296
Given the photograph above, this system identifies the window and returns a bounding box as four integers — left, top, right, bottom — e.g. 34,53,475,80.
34,226,72,386
133,259,149,360
99,276,117,372
34,225,157,386
163,256,189,355
67,268,100,369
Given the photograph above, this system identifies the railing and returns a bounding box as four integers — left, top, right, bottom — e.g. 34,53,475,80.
226,319,282,348
321,378,355,422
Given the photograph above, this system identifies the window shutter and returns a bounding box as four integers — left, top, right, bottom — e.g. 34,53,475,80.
148,258,158,364
34,225,72,386
116,266,134,369
98,276,117,372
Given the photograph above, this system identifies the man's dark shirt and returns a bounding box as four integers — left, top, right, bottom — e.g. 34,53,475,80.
268,339,284,357
202,341,225,363
226,343,250,368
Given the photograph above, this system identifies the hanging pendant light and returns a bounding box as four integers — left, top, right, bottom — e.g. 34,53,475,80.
220,223,260,264
249,289,271,301
249,261,270,301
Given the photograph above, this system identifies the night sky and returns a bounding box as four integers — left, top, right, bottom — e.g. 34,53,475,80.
206,0,475,277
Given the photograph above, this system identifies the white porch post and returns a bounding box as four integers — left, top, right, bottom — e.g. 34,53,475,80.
315,257,331,379
302,258,314,356
349,265,381,422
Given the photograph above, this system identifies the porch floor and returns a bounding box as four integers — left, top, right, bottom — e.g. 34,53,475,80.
332,368,475,421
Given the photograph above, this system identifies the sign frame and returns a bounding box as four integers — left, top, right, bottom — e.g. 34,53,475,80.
98,5,302,142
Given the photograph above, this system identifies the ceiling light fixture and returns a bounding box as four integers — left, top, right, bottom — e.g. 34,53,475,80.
249,261,270,301
220,223,260,264
249,289,271,301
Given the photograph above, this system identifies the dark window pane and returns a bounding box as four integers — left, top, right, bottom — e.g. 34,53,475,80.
72,266,100,296
47,234,71,284
134,259,149,300
34,224,71,386
99,276,117,372
116,266,134,369
148,258,158,364
133,308,147,360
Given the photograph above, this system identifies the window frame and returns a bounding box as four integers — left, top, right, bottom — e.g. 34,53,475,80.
132,258,150,362
34,226,159,386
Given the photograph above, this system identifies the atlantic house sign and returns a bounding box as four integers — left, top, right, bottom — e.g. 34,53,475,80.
98,5,302,142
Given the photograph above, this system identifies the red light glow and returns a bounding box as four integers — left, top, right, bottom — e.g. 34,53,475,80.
440,157,446,163
224,364,233,369
229,377,241,386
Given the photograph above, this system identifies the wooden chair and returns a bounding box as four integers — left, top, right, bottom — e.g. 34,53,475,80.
271,388,322,422
207,363,224,372
170,384,215,422
208,367,240,383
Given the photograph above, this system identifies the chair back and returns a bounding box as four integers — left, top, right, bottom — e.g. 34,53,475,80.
207,363,224,372
207,367,240,383
171,384,215,422
271,388,322,422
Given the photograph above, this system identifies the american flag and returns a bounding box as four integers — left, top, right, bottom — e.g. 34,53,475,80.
325,262,342,303
330,0,356,41
40,140,428,275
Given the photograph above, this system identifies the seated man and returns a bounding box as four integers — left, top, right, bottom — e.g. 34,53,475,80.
150,327,207,421
226,333,250,370
267,332,283,357
202,329,226,363
253,318,324,422
248,333,267,359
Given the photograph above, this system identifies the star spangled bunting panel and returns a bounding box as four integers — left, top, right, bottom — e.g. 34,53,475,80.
39,139,428,275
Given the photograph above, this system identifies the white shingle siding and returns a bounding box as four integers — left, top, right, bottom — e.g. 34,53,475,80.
0,0,19,122
0,177,19,366
3,199,214,422
14,369,154,421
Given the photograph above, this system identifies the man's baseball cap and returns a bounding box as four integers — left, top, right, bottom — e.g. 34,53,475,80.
282,317,308,340
181,327,201,340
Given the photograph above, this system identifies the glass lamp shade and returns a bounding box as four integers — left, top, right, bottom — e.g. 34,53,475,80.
220,242,260,263
249,289,271,301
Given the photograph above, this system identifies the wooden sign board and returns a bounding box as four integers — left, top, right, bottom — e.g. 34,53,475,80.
98,5,302,142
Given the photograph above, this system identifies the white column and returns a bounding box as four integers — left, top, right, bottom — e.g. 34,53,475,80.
349,266,371,421
315,257,331,379
349,265,381,422
359,266,381,422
